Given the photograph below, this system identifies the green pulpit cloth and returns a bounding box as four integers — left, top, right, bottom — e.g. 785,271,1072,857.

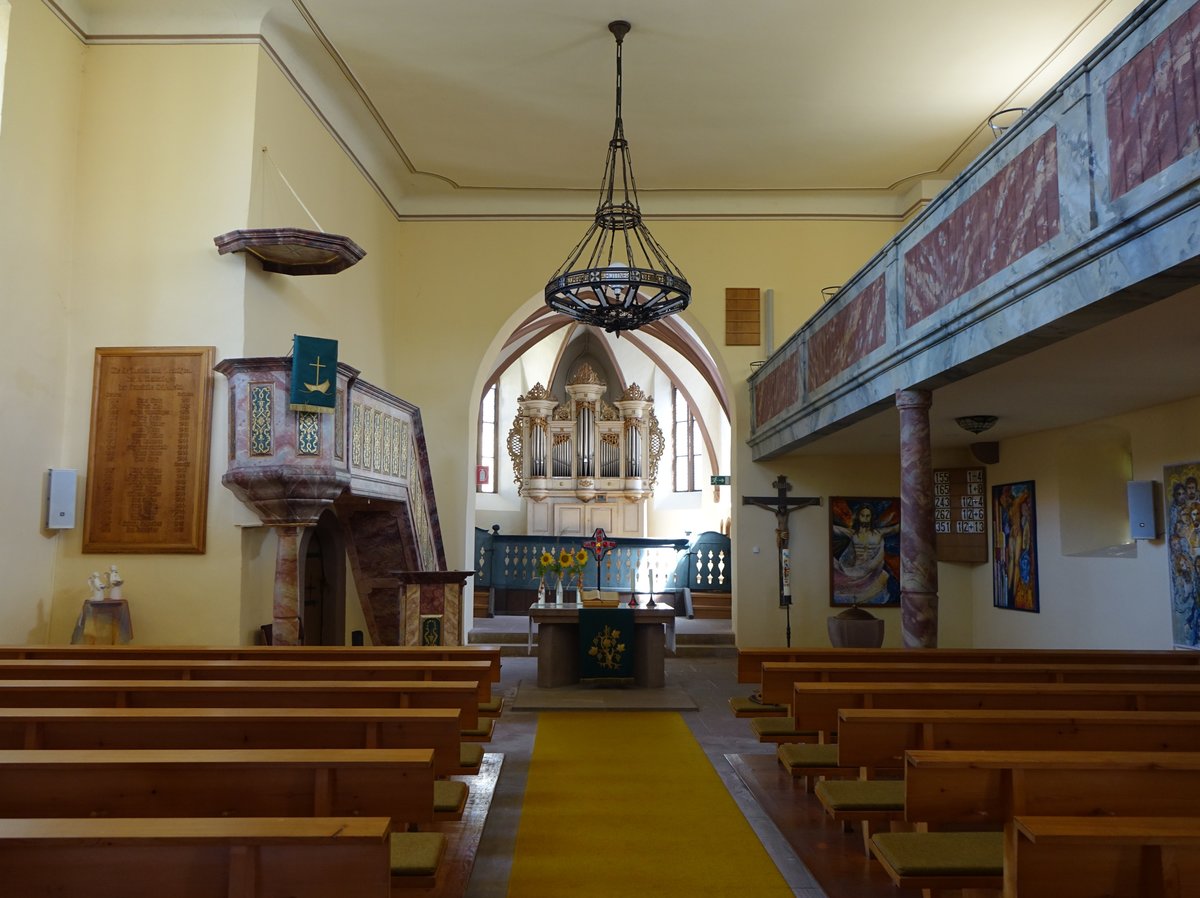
579,608,635,683
290,334,338,412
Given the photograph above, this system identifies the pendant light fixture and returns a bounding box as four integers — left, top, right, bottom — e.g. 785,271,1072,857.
544,21,691,334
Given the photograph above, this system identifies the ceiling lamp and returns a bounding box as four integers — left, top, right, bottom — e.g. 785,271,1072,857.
544,21,691,335
956,415,998,435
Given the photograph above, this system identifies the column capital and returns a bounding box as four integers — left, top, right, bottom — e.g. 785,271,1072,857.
895,388,932,411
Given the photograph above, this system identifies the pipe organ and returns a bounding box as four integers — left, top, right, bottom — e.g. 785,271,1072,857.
507,364,663,537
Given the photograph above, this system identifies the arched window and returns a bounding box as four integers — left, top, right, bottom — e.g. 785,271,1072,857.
672,385,700,493
477,382,498,494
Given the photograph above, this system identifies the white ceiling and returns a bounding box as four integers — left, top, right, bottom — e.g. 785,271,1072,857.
57,0,1143,217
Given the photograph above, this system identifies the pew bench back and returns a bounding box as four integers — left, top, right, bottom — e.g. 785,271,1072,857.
0,816,394,898
903,749,1200,825
792,681,1200,739
738,646,1200,683
1008,815,1200,898
835,708,1200,770
0,747,437,826
0,679,479,728
0,659,494,702
0,644,503,683
759,660,1200,706
0,706,463,776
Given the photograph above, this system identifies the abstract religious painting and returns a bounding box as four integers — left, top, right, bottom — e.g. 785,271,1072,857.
992,481,1039,612
1164,461,1200,648
829,497,901,607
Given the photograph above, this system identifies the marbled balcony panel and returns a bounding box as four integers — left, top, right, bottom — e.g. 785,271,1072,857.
806,276,887,391
753,352,799,429
748,0,1200,460
904,129,1061,328
1107,1,1200,199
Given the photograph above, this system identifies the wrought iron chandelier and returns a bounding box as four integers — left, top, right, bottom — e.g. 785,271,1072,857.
544,21,691,334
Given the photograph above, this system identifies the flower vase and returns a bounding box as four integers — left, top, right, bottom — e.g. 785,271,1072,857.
554,577,564,605
537,577,547,605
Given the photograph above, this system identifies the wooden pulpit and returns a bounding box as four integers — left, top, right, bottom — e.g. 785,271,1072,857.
393,571,473,646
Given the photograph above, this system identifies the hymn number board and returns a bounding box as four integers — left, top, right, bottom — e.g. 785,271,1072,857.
933,466,988,563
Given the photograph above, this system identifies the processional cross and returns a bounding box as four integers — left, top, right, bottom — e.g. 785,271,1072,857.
583,527,617,591
742,475,820,646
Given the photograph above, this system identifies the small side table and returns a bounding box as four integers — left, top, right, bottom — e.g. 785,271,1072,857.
70,599,134,645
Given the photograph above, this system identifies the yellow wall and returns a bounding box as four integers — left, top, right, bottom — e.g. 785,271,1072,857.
971,396,1200,649
239,49,404,644
44,42,258,644
388,218,899,640
0,0,84,643
729,449,976,649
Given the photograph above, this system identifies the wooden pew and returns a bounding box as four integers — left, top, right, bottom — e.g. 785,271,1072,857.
0,706,468,776
869,750,1200,896
0,659,495,703
1007,816,1200,898
0,816,396,898
835,708,1200,771
0,679,480,728
0,644,504,684
790,681,1200,741
737,646,1200,684
758,660,1200,706
0,747,436,824
813,708,1200,849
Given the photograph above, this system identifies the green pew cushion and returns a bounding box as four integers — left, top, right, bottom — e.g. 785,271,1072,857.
776,742,840,770
479,695,504,715
869,831,1004,876
814,778,904,811
433,779,468,814
729,695,788,716
460,743,485,769
751,717,818,740
389,831,446,876
462,719,495,740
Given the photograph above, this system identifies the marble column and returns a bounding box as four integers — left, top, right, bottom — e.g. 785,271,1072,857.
272,525,305,646
896,389,938,647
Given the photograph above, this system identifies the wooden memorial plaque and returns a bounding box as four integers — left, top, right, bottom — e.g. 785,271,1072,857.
83,347,214,553
933,466,988,563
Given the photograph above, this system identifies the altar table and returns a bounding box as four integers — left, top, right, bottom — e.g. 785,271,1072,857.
529,602,675,688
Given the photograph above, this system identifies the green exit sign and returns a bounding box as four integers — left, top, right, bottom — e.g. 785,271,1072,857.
710,475,731,486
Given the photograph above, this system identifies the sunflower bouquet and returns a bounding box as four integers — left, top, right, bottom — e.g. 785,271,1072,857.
534,547,590,602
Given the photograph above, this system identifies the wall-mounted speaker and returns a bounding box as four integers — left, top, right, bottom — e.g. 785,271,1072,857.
46,468,77,530
1127,480,1159,540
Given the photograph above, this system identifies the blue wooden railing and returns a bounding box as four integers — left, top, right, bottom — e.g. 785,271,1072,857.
472,528,731,616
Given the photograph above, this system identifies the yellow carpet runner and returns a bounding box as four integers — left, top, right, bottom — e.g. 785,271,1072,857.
506,711,793,897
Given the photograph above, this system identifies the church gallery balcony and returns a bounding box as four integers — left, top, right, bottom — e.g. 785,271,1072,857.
749,0,1200,459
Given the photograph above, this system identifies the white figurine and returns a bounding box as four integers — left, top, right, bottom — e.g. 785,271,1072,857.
107,565,123,601
87,572,106,601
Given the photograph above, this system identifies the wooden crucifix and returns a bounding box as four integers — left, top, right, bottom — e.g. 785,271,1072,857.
742,475,821,646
